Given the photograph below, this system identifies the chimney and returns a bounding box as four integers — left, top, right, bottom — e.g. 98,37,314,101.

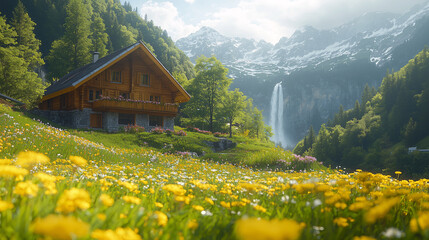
93,52,100,63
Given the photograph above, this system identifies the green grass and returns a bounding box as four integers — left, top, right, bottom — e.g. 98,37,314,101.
3,104,429,240
417,136,429,149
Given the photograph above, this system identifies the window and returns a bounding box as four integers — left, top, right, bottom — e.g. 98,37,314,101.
150,95,161,102
118,113,135,125
149,115,163,127
89,89,101,101
139,73,150,86
111,71,122,83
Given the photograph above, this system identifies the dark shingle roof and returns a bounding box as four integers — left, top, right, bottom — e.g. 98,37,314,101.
44,42,139,96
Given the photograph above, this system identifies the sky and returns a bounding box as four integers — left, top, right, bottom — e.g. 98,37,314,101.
122,0,428,44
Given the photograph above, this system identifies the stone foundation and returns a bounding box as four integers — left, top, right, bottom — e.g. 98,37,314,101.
33,109,175,132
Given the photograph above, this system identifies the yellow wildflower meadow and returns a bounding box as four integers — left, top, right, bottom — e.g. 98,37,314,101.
2,105,429,239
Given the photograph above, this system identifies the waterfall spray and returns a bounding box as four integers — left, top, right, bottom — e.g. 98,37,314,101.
270,82,288,148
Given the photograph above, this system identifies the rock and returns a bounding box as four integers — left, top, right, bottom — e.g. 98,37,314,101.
204,138,236,152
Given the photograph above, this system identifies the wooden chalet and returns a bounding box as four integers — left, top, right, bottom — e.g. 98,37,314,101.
38,41,190,132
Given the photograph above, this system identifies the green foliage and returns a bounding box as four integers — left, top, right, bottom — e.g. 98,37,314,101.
11,1,44,70
296,48,429,177
221,89,247,137
0,9,45,106
90,13,108,57
183,56,232,132
46,0,92,80
1,0,195,82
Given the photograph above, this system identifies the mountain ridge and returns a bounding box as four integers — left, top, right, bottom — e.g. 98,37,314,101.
176,2,429,146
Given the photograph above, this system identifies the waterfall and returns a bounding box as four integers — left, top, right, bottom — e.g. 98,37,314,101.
270,82,288,148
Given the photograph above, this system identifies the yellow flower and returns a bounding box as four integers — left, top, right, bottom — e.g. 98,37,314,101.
162,184,186,196
253,204,267,213
0,200,13,212
238,182,268,192
92,227,142,240
205,197,214,205
16,151,49,168
155,202,164,208
0,159,12,165
395,171,402,175
55,188,91,213
410,211,429,232
122,196,141,205
100,194,114,207
118,181,138,192
365,197,400,224
192,205,204,211
235,218,304,240
0,165,29,178
334,202,347,210
353,236,376,240
34,172,57,195
220,201,231,209
14,181,39,197
293,183,315,194
333,217,349,227
175,195,191,204
154,211,168,226
349,201,373,212
97,213,107,221
69,156,87,167
31,214,89,240
187,219,199,230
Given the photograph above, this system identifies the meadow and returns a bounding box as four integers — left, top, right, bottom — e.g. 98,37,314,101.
1,104,429,240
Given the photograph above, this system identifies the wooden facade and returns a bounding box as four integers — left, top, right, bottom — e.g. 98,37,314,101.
38,42,190,131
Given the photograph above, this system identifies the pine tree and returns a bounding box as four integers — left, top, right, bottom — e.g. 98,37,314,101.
64,0,92,68
91,13,108,57
0,14,45,106
10,1,44,70
47,0,92,80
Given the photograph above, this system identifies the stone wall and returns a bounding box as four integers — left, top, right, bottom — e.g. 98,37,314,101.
33,108,95,129
136,114,149,129
164,117,174,130
33,109,176,132
102,112,118,132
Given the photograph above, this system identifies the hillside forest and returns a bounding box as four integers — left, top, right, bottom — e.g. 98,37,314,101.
0,0,269,139
294,48,429,178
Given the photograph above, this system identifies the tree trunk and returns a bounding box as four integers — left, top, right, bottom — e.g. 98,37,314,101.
229,118,232,138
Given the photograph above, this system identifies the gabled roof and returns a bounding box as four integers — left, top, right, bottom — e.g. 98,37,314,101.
41,41,190,102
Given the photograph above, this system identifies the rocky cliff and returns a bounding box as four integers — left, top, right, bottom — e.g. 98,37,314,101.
176,2,429,145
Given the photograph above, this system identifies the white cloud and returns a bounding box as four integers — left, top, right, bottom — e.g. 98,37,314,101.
140,1,198,41
139,0,427,44
184,0,195,3
201,0,427,43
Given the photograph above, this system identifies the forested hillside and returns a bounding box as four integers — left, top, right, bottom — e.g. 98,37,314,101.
1,0,195,81
295,48,429,178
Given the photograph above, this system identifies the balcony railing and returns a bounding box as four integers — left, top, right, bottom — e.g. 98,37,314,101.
92,99,178,115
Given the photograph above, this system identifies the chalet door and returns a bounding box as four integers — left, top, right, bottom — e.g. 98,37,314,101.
90,114,102,128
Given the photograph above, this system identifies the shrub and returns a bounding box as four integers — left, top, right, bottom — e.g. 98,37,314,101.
174,130,187,136
165,129,174,136
124,125,145,133
213,132,227,137
151,127,164,134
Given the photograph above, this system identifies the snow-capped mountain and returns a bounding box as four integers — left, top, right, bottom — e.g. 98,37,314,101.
176,2,429,146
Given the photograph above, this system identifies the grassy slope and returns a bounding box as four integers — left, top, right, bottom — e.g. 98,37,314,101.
4,104,429,240
1,104,320,172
